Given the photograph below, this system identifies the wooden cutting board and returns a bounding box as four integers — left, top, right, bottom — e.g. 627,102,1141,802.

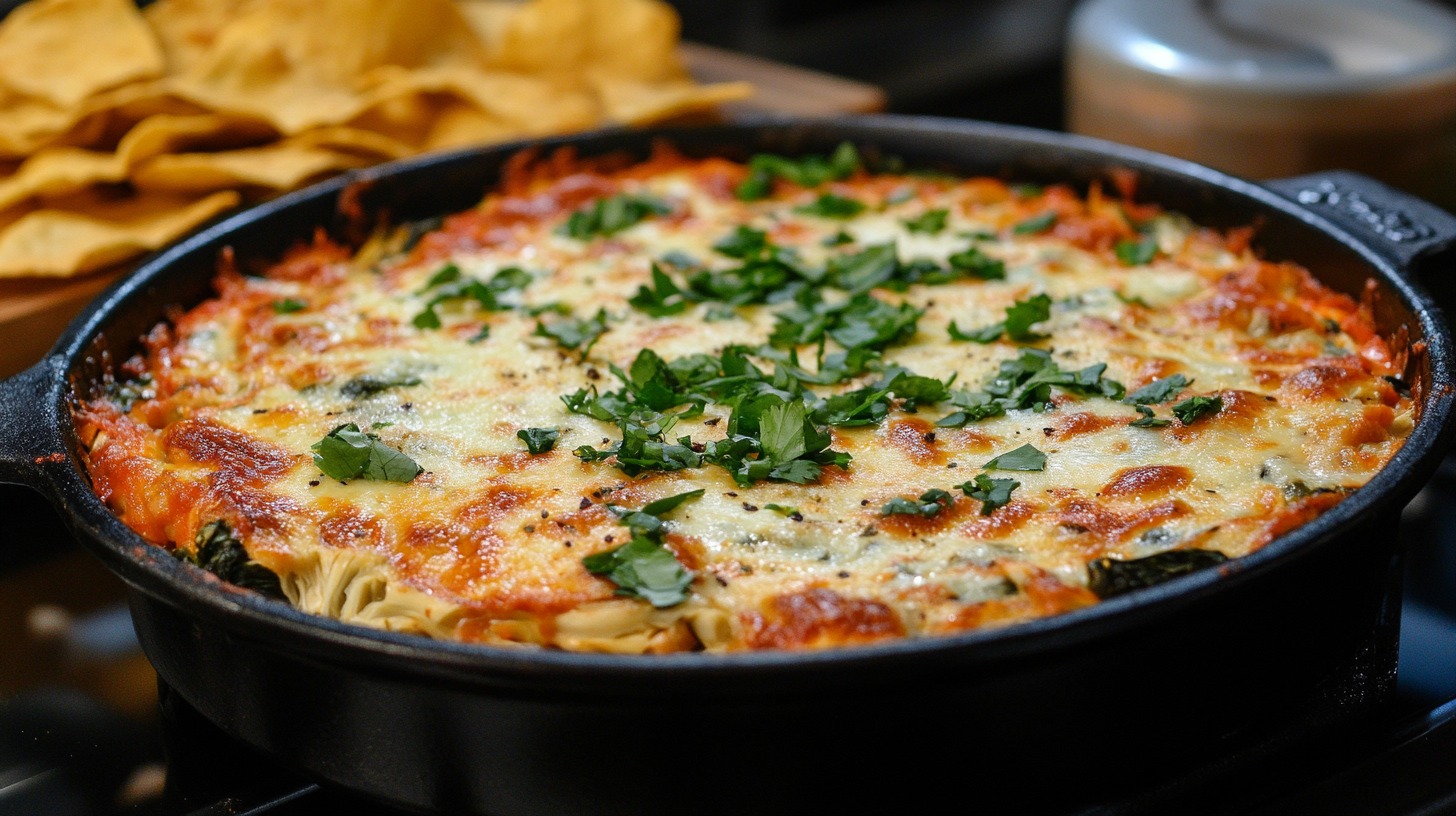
0,46,885,378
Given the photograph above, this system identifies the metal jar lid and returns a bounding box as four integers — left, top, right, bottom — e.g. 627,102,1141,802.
1066,0,1456,207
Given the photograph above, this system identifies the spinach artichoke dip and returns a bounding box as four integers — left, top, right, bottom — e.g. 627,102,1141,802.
75,143,1414,653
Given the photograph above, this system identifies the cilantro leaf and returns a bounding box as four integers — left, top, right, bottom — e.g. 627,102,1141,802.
957,474,1020,515
517,427,559,455
1012,211,1058,234
903,209,949,234
983,443,1047,472
882,488,954,517
311,423,422,483
795,193,866,219
1115,235,1159,266
1172,395,1223,425
559,193,671,240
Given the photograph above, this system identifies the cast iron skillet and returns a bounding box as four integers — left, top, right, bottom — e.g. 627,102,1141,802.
3,115,1456,815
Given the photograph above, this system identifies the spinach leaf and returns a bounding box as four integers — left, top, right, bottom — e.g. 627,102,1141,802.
339,372,422,400
180,520,284,598
1086,549,1229,599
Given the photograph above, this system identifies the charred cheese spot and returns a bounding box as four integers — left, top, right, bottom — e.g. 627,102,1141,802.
1101,466,1193,498
742,588,905,650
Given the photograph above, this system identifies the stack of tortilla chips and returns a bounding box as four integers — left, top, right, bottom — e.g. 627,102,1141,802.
0,0,752,278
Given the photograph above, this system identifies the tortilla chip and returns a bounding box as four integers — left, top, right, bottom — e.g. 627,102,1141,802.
592,77,754,126
291,126,416,161
130,141,368,193
0,189,238,278
0,0,165,108
488,0,686,84
0,113,275,212
169,0,488,134
143,0,264,75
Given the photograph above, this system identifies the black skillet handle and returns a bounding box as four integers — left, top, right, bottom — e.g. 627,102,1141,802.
1264,170,1456,275
0,355,66,490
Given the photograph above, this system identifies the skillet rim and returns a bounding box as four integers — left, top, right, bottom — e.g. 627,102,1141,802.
36,113,1456,686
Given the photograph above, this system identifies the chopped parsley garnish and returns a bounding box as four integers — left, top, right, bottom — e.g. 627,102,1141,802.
946,245,1006,280
795,193,866,219
516,426,559,455
902,209,949,234
936,347,1126,426
1115,234,1159,266
575,408,701,477
957,474,1020,515
1125,374,1190,405
1122,374,1190,427
712,225,769,259
735,141,861,201
702,395,852,486
822,230,855,247
582,537,692,607
558,193,671,240
1012,211,1058,234
585,489,703,608
882,488,954,518
951,293,1052,344
1172,395,1223,425
628,262,691,317
639,488,706,517
413,265,531,329
272,297,306,314
534,308,609,358
311,423,422,483
826,242,899,294
982,443,1047,472
764,503,801,517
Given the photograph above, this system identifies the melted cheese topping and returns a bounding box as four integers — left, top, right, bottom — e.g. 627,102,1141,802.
75,147,1413,652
